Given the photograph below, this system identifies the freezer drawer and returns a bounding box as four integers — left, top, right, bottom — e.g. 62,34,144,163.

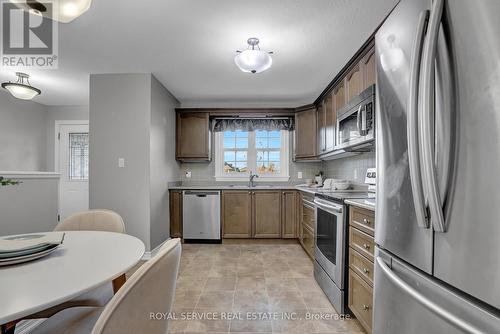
374,248,500,334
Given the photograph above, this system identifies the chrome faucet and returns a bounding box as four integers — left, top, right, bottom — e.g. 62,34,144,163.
249,171,259,188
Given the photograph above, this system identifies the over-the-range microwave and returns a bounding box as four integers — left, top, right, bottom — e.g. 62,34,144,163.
335,85,375,151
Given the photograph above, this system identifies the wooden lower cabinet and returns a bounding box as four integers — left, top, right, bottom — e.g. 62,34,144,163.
253,191,281,238
169,190,183,238
222,191,252,238
348,269,373,334
298,191,316,260
300,223,315,259
221,190,297,239
282,191,298,238
348,205,375,334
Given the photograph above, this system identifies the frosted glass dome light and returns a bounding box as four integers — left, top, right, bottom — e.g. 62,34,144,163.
1,72,41,100
10,0,93,23
234,38,273,74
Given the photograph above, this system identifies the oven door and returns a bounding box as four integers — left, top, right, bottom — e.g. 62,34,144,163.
314,197,345,289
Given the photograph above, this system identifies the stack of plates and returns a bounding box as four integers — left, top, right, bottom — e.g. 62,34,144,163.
0,232,65,267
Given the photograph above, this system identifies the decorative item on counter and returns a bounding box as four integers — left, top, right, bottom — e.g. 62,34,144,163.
0,177,21,187
315,171,324,187
332,179,351,190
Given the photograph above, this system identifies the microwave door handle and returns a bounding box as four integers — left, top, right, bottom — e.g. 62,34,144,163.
408,10,430,229
356,105,362,135
376,257,484,334
420,0,446,232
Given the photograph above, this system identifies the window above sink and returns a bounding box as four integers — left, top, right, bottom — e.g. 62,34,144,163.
214,129,290,182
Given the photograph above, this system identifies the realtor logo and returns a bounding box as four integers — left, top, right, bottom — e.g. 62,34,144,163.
1,1,58,68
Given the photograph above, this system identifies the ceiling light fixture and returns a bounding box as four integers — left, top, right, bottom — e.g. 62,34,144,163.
2,72,41,100
10,0,92,23
234,38,273,74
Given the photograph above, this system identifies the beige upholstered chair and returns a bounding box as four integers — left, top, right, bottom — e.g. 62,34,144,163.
54,210,125,233
26,210,126,320
30,238,182,334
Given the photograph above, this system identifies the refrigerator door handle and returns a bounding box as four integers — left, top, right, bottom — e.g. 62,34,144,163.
376,257,485,334
420,0,446,232
407,10,430,229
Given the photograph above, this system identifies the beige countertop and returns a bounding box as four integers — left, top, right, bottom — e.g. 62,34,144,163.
345,198,376,211
168,184,299,190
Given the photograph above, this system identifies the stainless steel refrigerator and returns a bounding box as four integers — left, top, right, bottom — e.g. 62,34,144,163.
375,0,500,332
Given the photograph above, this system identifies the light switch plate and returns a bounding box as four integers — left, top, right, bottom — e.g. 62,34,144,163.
118,158,125,168
185,171,192,178
298,172,303,179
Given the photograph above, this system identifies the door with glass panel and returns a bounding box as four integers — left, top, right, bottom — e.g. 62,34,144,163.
57,123,89,220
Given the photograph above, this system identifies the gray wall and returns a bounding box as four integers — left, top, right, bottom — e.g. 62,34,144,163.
0,174,59,235
149,76,180,249
89,73,179,251
89,74,152,249
46,105,89,171
0,91,48,171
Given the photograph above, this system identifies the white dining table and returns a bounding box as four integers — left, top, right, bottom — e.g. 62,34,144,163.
0,231,145,329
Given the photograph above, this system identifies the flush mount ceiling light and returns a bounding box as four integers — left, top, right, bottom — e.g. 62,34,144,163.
2,72,41,100
10,0,93,23
234,38,273,74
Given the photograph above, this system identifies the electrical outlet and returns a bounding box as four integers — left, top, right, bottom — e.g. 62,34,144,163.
185,171,192,178
118,158,125,168
297,172,303,179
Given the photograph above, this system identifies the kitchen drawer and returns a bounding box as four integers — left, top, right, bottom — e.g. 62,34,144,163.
348,269,373,334
301,224,314,260
350,206,375,236
349,247,374,286
302,202,315,230
349,227,375,261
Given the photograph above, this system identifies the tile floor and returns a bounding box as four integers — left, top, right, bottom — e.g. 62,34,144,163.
166,241,364,334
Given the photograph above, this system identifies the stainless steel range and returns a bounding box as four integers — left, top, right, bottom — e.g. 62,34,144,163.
313,190,371,314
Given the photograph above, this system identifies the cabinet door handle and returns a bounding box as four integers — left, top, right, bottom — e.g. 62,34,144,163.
363,305,370,311
363,268,370,274
363,218,371,225
363,243,370,250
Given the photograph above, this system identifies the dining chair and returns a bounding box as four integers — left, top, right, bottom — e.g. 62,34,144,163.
29,238,182,334
27,210,126,319
53,210,126,233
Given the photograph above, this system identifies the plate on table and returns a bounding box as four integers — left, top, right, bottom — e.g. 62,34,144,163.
0,244,60,266
0,243,54,258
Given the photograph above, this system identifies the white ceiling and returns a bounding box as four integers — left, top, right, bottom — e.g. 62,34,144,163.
0,0,397,107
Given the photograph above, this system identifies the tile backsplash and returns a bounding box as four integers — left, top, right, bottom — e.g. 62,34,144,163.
180,159,322,185
179,151,375,186
322,152,375,184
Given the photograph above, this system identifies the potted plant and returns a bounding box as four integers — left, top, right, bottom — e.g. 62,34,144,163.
0,176,21,187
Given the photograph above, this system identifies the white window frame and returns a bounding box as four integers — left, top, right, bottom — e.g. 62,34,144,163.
215,130,290,182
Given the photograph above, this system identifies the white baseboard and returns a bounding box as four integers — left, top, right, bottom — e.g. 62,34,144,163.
141,238,170,260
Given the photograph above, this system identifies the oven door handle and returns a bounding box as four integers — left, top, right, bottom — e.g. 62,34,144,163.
314,198,343,213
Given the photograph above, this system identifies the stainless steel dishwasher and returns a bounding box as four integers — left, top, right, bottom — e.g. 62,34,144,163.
182,190,221,242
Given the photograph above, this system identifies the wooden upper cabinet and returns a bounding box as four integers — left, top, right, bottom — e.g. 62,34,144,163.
324,93,335,153
253,191,281,238
282,191,297,238
169,190,182,238
317,101,327,154
333,81,346,113
176,112,211,161
294,107,317,159
345,62,364,103
222,191,252,238
363,45,376,89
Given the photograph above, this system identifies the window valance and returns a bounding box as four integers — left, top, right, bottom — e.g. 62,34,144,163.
212,118,294,132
